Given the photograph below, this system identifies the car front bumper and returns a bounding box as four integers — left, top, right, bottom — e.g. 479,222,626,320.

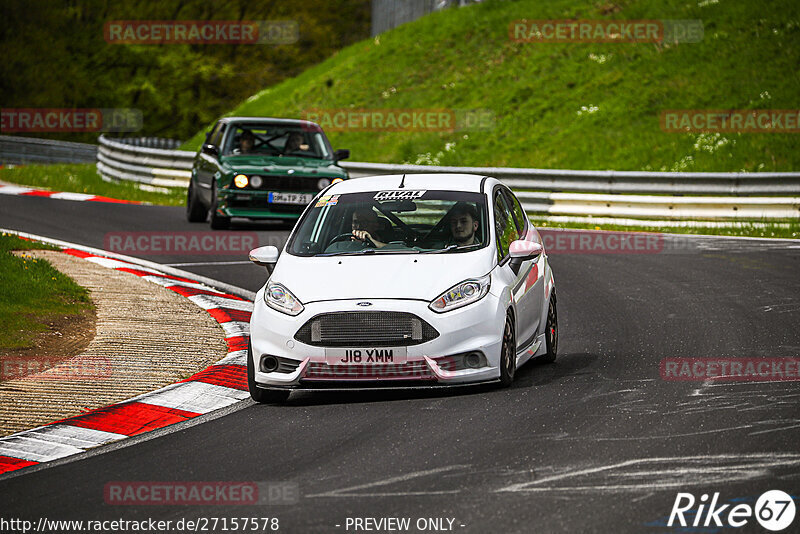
249,290,507,388
217,189,316,219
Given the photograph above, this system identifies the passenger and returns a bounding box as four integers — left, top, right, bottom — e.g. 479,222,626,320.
284,132,309,154
448,202,480,246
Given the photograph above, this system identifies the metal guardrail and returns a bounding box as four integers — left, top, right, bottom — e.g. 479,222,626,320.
93,135,800,221
97,135,193,187
113,137,183,150
340,161,800,196
0,135,98,165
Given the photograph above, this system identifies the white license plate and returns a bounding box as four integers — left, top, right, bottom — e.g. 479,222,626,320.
324,347,408,365
268,192,314,205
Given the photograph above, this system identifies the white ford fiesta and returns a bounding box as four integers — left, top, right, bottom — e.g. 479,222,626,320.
247,173,557,402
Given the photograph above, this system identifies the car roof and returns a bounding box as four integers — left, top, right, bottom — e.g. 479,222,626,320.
219,117,321,129
328,174,490,195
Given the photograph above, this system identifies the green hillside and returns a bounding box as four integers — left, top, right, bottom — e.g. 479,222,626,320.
184,0,800,172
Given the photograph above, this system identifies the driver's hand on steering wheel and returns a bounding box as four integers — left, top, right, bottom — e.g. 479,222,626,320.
352,230,386,248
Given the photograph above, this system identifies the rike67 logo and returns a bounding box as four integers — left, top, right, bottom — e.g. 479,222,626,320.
669,490,796,531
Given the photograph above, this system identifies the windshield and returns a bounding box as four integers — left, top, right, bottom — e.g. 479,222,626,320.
222,123,332,159
287,190,488,256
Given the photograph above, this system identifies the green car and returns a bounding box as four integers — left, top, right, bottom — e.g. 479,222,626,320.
186,117,350,229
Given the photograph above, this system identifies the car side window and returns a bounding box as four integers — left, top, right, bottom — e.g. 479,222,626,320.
494,191,517,263
209,123,226,148
205,123,220,145
502,188,528,235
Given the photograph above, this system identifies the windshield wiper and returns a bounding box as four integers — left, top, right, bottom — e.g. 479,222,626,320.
422,243,482,254
315,248,377,257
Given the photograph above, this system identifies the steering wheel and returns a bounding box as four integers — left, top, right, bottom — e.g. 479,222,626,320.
328,232,376,248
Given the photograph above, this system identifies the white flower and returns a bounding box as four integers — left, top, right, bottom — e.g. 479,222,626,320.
670,155,694,171
576,105,599,116
693,133,734,153
588,53,612,64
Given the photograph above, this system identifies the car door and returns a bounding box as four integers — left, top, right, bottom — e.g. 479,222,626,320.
196,121,225,204
494,187,540,353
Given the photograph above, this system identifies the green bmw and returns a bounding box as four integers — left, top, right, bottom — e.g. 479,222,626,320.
186,117,350,229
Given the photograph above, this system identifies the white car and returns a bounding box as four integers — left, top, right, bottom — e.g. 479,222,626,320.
247,173,558,402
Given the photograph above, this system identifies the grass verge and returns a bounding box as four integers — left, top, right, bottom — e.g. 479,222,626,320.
0,163,185,206
532,218,800,239
0,233,93,350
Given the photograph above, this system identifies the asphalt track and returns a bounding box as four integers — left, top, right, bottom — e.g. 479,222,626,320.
1,194,799,533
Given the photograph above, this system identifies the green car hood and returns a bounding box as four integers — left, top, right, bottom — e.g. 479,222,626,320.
220,155,346,177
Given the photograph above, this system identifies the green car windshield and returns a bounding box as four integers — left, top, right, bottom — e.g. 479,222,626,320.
287,190,488,256
223,124,332,159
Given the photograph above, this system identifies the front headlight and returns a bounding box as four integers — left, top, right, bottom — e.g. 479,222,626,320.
233,174,249,188
429,274,490,313
264,282,304,315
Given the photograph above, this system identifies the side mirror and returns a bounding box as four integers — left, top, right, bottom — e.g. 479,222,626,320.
333,149,350,162
510,240,543,259
509,240,542,275
202,144,219,157
249,246,279,266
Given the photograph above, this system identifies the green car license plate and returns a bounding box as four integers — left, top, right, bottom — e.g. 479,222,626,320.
268,192,314,205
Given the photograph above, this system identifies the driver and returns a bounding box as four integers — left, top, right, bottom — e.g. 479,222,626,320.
351,207,389,248
448,202,480,246
237,130,255,154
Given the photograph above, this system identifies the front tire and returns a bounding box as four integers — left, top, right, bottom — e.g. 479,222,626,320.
186,181,206,222
540,292,558,363
247,343,290,404
499,313,516,387
209,181,231,230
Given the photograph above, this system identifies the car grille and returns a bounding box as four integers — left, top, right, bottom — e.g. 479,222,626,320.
250,175,322,192
303,361,435,380
295,312,439,347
